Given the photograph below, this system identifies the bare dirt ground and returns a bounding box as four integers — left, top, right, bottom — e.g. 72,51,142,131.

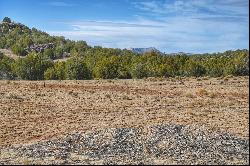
0,49,24,60
0,76,249,164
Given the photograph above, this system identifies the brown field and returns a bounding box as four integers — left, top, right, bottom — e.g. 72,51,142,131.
0,76,249,148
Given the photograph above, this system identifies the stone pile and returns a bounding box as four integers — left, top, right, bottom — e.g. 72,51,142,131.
0,124,248,165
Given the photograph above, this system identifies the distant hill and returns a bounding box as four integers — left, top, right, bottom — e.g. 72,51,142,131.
126,47,162,54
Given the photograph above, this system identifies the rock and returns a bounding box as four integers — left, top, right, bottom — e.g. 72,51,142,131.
24,43,55,53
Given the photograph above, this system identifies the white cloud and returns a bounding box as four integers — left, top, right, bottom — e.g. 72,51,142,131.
45,0,248,53
133,0,249,19
47,14,248,53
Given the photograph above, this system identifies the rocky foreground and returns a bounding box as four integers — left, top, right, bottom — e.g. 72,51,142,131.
0,124,249,165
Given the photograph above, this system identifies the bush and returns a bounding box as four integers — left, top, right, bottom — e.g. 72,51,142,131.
44,67,56,80
93,56,119,79
130,62,148,79
65,56,91,80
12,52,53,80
0,53,16,79
11,44,26,56
184,59,206,77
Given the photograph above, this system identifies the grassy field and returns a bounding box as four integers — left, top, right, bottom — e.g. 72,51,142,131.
0,76,249,164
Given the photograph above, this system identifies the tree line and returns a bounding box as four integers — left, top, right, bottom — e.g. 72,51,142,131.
0,17,249,80
1,49,248,80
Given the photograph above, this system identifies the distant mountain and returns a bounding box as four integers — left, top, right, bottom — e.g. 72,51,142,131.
167,52,194,56
127,47,162,54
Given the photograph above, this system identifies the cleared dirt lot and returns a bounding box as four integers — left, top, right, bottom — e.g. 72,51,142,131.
0,76,248,147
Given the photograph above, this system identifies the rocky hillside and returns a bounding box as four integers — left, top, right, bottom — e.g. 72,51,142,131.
0,17,85,59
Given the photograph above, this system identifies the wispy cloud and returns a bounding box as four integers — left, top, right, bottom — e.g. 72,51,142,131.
133,0,249,19
53,20,165,28
45,1,75,7
47,15,248,53
45,0,248,53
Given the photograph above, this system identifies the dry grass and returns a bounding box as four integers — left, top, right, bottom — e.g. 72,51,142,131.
0,76,249,147
196,88,209,96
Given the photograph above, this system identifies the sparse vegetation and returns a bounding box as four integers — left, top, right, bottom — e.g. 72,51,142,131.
196,89,209,97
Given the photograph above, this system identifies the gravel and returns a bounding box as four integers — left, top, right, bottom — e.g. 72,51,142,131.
0,124,249,165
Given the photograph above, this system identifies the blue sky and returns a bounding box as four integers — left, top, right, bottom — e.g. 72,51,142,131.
0,0,249,53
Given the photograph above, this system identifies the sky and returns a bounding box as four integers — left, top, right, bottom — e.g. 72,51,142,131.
0,0,249,53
